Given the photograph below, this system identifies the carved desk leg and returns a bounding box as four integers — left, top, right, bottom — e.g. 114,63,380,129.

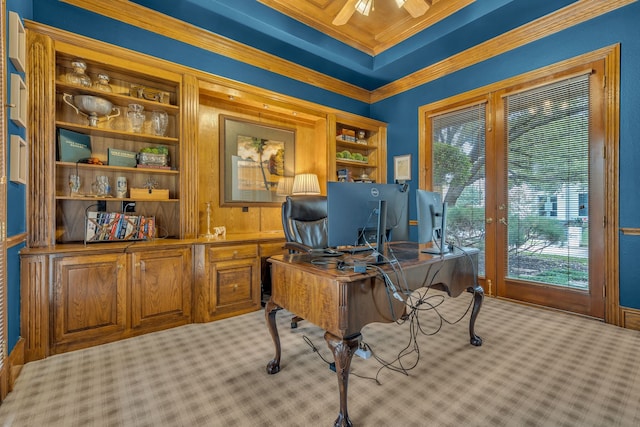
265,299,282,374
468,284,484,346
325,332,361,427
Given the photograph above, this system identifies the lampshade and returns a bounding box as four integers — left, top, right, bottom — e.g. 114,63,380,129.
276,176,294,196
395,0,406,7
292,174,320,195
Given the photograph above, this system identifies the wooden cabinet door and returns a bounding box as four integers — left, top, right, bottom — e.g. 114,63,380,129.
194,244,261,322
130,247,192,330
209,257,260,319
52,253,127,353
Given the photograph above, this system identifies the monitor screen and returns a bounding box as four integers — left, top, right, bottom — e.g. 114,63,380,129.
416,189,449,254
327,182,409,250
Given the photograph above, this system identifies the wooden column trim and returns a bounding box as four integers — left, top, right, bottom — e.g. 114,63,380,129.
181,74,199,238
27,31,56,248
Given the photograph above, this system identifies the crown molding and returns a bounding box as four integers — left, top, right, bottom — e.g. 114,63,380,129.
59,0,634,105
60,0,372,103
371,0,636,102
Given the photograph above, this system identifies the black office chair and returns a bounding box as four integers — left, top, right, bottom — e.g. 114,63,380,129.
281,195,328,328
281,195,329,254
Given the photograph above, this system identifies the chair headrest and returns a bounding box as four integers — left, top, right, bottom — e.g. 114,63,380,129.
284,195,327,222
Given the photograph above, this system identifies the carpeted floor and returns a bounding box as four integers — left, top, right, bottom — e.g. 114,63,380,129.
1,292,639,426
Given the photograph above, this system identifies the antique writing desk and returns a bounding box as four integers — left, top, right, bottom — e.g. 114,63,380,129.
265,242,483,427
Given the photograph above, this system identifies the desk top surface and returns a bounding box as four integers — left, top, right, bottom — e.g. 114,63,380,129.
269,241,478,282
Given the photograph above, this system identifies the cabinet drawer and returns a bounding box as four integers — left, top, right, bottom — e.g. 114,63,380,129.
259,242,287,257
217,266,253,305
209,244,258,261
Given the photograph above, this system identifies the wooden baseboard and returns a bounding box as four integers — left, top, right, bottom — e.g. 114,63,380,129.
621,307,640,331
7,338,25,395
0,359,7,402
0,337,24,402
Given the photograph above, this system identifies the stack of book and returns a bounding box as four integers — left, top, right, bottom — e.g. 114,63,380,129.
337,128,357,142
337,168,351,182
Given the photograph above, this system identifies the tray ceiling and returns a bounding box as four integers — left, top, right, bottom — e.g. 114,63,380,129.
258,0,475,55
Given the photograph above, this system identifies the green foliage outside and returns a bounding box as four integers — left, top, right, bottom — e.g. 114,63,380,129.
507,215,566,251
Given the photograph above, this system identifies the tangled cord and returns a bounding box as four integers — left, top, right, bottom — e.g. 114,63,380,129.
303,244,479,385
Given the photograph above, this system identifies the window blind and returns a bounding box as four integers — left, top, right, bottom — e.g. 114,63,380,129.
431,102,486,274
504,73,590,287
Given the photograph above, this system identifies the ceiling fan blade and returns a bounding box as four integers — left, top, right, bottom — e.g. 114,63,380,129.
403,0,430,18
332,0,359,26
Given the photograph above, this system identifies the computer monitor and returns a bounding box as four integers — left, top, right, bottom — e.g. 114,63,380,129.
327,182,409,260
416,189,449,254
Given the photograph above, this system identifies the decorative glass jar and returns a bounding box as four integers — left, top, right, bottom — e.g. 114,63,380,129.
65,59,92,88
93,73,112,92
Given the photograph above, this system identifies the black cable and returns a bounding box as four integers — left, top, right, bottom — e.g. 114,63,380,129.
302,335,333,366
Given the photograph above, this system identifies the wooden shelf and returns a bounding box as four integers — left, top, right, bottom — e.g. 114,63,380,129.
56,82,179,113
335,138,377,151
330,114,387,183
336,159,376,168
56,121,179,144
56,161,179,175
56,195,179,202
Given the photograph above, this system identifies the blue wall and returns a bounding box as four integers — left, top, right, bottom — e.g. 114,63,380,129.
6,0,32,353
6,0,637,359
371,2,640,309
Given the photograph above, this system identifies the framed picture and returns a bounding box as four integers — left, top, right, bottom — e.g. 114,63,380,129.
394,154,411,182
220,115,295,206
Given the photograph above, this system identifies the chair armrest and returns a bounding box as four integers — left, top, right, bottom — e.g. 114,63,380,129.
284,242,314,253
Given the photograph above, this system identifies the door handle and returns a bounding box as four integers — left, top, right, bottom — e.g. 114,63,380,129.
499,217,508,225
486,217,493,224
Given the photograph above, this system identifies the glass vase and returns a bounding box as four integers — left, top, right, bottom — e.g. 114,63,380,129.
151,110,169,136
127,103,145,133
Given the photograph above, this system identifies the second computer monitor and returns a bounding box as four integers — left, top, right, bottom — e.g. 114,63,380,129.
416,189,449,254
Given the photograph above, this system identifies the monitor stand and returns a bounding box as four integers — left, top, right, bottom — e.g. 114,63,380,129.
421,244,450,255
375,200,387,264
421,228,450,255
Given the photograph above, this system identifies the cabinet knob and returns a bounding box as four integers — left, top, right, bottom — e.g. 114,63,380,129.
233,250,238,257
232,284,238,292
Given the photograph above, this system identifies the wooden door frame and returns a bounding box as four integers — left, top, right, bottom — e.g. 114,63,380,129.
419,44,620,324
492,60,606,319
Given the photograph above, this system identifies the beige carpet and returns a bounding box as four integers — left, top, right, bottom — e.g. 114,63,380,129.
1,292,639,426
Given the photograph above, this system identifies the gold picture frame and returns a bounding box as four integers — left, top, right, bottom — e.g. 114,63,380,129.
220,115,295,206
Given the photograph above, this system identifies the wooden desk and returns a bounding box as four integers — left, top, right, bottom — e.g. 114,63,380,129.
265,242,483,427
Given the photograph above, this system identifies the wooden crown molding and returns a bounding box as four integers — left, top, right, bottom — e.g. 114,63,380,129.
60,0,634,104
60,0,372,104
372,0,636,102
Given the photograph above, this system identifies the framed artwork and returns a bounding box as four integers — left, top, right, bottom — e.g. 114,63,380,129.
220,115,295,206
394,154,411,182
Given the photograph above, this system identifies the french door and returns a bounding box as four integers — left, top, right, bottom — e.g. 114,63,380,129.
424,59,607,318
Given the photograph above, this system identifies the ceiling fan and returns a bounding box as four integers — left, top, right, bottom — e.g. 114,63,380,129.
332,0,431,26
